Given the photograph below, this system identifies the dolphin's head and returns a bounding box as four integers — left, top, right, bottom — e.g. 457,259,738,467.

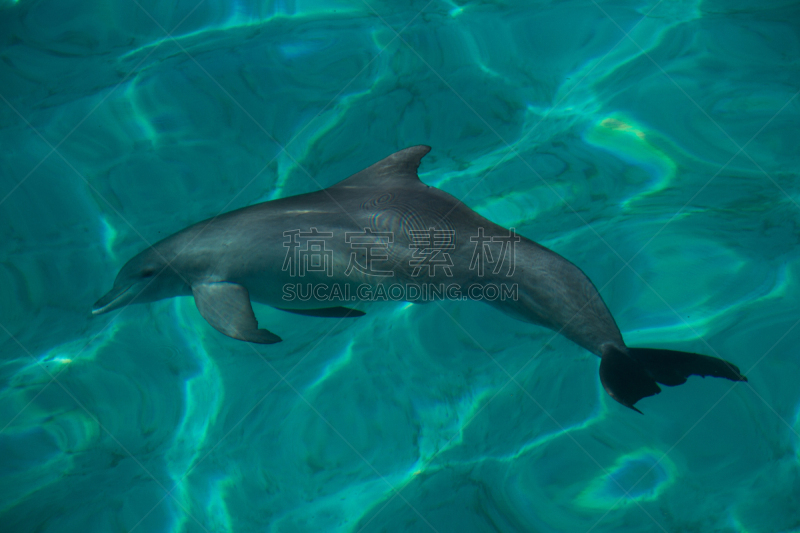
92,245,188,316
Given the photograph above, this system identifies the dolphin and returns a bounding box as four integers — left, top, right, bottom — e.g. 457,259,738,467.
93,146,747,412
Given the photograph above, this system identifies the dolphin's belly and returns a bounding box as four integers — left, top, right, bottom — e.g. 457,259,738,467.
246,274,367,309
239,241,478,310
244,266,463,309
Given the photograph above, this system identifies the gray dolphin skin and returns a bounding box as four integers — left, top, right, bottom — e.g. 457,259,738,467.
93,146,747,412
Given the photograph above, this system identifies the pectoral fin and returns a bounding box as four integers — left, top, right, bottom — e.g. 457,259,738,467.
192,282,282,344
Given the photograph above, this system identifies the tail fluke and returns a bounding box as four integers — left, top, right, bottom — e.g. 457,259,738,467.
599,345,747,413
628,347,748,385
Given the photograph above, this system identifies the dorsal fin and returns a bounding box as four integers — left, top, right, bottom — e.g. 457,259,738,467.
331,145,431,190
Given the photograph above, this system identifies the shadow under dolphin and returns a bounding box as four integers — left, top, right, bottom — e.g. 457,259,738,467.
93,146,747,413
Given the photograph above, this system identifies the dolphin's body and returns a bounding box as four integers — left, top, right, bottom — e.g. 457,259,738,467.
94,146,746,412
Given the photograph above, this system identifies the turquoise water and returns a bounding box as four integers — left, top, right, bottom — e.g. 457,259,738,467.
1,0,799,531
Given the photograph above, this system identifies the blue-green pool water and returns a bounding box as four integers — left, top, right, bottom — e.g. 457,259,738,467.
2,0,800,531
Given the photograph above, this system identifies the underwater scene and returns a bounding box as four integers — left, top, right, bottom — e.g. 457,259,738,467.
1,0,799,531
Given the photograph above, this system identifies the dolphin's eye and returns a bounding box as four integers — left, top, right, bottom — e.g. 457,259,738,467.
141,268,156,278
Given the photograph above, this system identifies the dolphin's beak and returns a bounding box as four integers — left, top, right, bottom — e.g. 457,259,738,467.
92,285,133,315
